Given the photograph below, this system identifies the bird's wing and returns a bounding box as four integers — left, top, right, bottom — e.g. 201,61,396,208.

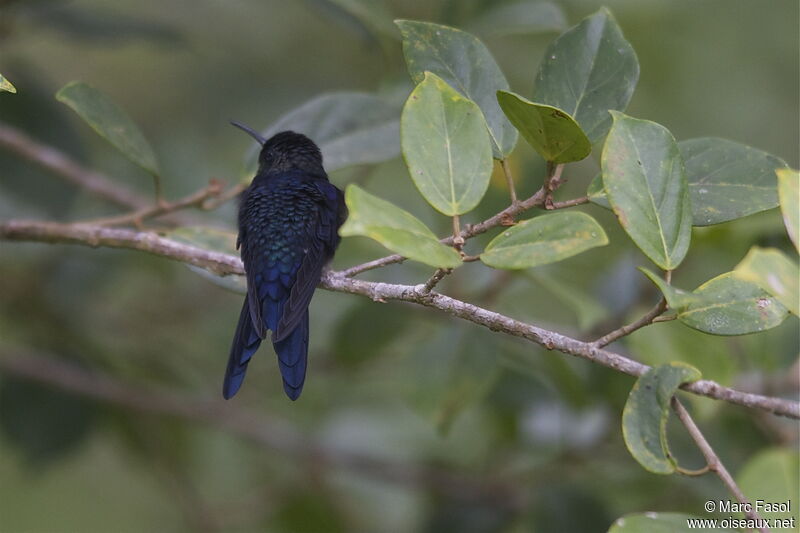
273,181,343,341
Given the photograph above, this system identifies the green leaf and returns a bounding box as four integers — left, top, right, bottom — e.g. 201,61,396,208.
339,184,462,268
481,212,608,269
608,512,735,533
737,448,800,526
637,268,692,309
470,1,566,37
400,72,493,216
245,92,400,176
602,112,691,270
0,73,17,93
734,247,799,316
622,362,701,474
396,19,517,157
777,168,799,251
56,81,159,175
533,8,639,143
641,267,789,335
679,137,787,226
625,315,738,419
586,172,611,209
496,91,591,163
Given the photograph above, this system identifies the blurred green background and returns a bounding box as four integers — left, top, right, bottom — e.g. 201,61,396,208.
0,1,797,532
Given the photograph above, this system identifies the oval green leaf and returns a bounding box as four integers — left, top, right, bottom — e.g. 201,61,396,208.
481,211,608,269
56,81,159,175
401,72,493,216
602,112,691,270
777,168,799,251
622,362,701,474
0,73,16,93
679,137,787,226
737,448,800,527
734,246,799,316
609,513,735,533
339,184,462,268
396,19,517,157
533,8,639,143
496,91,591,164
642,268,790,335
244,92,400,176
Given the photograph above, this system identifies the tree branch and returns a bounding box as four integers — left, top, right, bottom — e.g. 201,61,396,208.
85,179,223,227
2,219,797,419
0,121,150,210
672,398,770,532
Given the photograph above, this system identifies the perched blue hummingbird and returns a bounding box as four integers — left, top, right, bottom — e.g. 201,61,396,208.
224,122,347,400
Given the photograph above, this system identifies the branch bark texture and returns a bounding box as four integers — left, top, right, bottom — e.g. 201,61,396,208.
2,219,797,419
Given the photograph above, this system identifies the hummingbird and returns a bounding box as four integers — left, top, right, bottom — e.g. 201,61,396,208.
224,122,347,400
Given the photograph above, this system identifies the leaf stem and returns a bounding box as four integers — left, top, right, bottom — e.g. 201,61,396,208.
501,158,518,205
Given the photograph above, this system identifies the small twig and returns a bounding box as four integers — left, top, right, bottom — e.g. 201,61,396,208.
203,182,247,210
452,214,464,251
0,121,149,210
653,315,677,323
500,158,518,205
672,398,770,533
543,162,565,209
593,298,667,347
550,196,589,209
84,180,224,227
340,187,547,277
421,268,452,294
593,269,673,347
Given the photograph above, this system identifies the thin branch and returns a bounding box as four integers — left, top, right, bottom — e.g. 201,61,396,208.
452,214,464,251
339,187,547,277
550,195,589,209
0,121,149,210
0,347,524,504
0,121,218,226
672,398,770,532
543,162,565,209
202,182,247,210
85,179,223,227
421,268,452,294
341,170,588,278
500,158,518,205
593,298,668,347
2,219,797,419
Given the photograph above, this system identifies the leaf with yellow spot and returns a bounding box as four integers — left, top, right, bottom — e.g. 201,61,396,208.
481,211,608,269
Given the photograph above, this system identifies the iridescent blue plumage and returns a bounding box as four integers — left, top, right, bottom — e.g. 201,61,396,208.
224,127,346,400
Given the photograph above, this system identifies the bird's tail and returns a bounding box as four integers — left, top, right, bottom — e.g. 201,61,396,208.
273,310,309,401
223,299,262,399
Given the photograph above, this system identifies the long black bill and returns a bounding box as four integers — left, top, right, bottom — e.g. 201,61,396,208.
230,120,267,145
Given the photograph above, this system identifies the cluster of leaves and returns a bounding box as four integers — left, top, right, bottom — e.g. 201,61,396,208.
5,5,797,531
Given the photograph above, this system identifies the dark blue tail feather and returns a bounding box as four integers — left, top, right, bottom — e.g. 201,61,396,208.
273,310,309,401
223,299,262,399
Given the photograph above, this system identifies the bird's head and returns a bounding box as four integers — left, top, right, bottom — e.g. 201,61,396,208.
231,121,324,175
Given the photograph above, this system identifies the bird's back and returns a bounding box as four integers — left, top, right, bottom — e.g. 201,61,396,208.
225,169,345,400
